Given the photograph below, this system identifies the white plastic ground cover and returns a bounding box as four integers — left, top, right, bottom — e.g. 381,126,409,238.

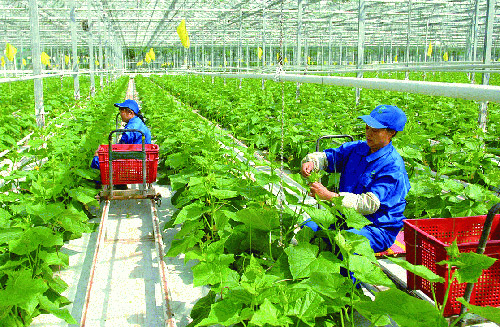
30,184,208,327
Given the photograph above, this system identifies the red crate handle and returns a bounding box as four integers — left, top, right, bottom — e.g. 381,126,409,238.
108,129,146,192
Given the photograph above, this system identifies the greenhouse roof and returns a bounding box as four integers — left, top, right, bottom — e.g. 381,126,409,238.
1,0,499,53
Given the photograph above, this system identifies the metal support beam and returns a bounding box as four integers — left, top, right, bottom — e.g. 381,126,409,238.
70,0,80,99
296,0,302,67
29,0,45,128
478,0,495,132
405,0,412,80
355,0,365,105
88,0,95,97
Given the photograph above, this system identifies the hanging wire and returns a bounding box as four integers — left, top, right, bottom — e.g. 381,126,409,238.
277,0,285,247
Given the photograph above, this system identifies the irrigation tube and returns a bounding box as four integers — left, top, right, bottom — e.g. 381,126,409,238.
197,71,500,104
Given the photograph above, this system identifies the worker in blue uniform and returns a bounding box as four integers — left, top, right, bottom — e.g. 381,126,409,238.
91,99,152,173
300,104,410,253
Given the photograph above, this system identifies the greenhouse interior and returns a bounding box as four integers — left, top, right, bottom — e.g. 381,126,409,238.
2,0,500,326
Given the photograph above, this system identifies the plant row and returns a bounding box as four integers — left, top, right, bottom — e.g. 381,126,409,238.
0,76,98,154
146,73,500,221
0,75,128,326
134,74,499,327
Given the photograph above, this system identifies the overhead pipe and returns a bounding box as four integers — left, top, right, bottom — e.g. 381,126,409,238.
196,71,500,104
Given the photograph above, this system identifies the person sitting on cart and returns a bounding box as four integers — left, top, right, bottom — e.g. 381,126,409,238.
300,104,410,254
91,99,152,175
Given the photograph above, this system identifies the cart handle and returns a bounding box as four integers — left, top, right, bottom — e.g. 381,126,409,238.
460,202,500,324
107,129,147,193
315,135,354,152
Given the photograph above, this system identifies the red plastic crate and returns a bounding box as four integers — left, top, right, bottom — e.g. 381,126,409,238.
98,144,159,185
404,215,500,316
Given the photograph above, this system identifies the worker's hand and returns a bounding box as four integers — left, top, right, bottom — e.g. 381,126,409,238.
301,161,315,177
94,148,99,157
309,182,339,201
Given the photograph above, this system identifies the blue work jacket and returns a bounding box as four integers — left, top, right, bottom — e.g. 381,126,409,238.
324,140,410,230
119,116,152,145
91,116,152,169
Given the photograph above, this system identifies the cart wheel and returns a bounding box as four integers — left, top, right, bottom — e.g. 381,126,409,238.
154,193,162,207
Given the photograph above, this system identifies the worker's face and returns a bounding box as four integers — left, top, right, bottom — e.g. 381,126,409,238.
365,125,395,153
119,107,135,123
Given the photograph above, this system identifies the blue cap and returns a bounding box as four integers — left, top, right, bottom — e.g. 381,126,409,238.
358,105,407,131
114,99,139,114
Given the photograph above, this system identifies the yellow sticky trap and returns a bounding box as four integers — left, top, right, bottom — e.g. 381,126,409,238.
145,53,151,63
148,48,155,61
95,59,99,66
443,52,449,61
0,56,5,67
394,55,398,62
65,55,70,65
284,57,288,64
427,41,432,57
258,47,263,60
137,60,143,67
6,43,17,61
41,52,51,66
307,56,311,65
177,19,190,48
22,58,26,66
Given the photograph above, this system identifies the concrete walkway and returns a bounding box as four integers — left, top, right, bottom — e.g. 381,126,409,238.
31,184,208,327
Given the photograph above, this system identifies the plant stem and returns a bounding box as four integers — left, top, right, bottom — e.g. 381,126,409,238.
440,266,455,316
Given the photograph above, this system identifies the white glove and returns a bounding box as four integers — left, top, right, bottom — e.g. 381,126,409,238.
301,152,328,171
339,192,380,215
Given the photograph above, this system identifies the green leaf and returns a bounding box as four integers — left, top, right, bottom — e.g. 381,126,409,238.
348,254,394,287
192,254,236,287
285,243,322,280
37,294,77,324
72,168,95,180
456,297,500,323
301,206,337,229
399,146,423,160
38,250,69,267
174,200,208,225
0,227,23,245
0,269,48,309
197,298,244,326
355,288,447,327
445,240,460,260
439,252,497,284
166,220,204,257
27,202,65,223
302,271,350,299
0,208,12,228
210,188,239,199
166,152,188,169
463,184,486,201
250,298,292,326
9,226,63,255
232,207,280,231
188,291,216,327
285,287,327,323
68,186,98,205
385,257,445,283
343,207,371,230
